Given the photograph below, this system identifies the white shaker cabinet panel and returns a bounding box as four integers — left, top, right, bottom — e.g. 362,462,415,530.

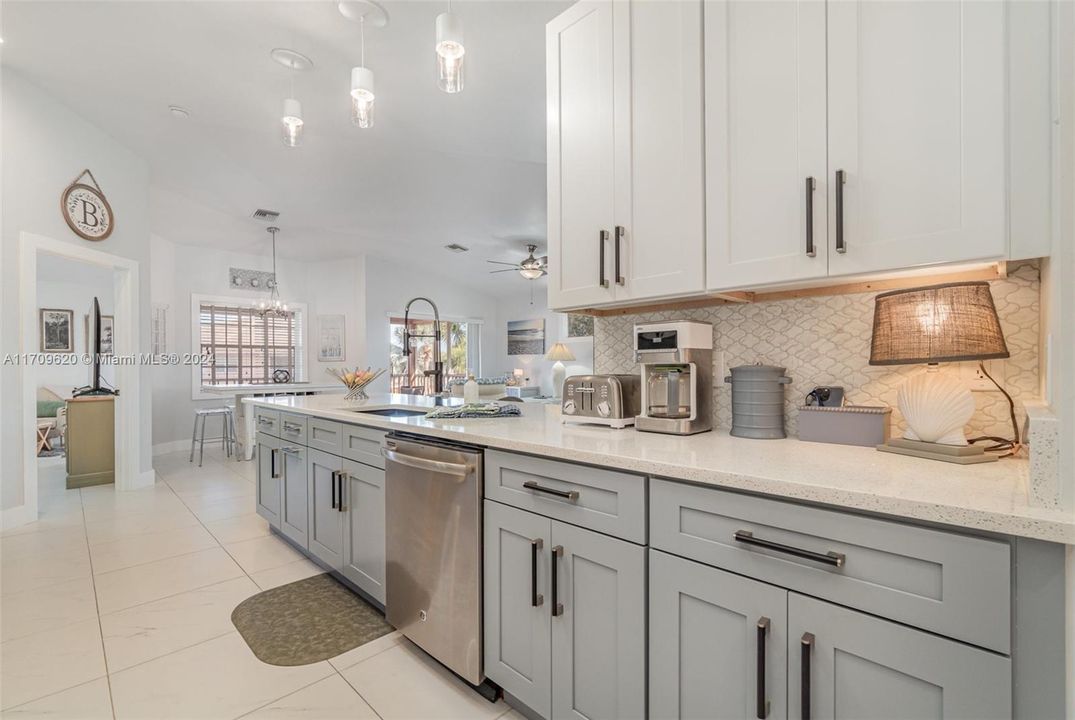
547,0,619,309
341,459,386,605
307,449,344,570
618,0,705,301
826,0,1007,275
705,0,828,290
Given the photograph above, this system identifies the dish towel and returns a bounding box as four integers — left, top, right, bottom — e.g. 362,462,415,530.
425,402,522,419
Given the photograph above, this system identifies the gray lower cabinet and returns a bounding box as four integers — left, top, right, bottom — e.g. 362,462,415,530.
649,549,788,720
307,449,345,568
279,444,309,547
484,499,645,720
255,432,281,528
341,458,386,604
788,593,1012,720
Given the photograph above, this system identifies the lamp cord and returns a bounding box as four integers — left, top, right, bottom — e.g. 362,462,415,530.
966,361,1021,457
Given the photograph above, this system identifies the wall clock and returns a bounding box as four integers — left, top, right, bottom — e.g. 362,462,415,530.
61,169,114,241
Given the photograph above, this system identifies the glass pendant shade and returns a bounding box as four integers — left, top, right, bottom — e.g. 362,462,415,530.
281,97,304,147
519,267,544,280
350,66,375,128
435,12,465,93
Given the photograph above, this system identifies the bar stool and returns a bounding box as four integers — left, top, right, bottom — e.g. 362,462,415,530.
189,407,235,467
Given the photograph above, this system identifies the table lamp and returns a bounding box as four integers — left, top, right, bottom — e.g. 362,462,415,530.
545,343,576,399
869,281,1011,464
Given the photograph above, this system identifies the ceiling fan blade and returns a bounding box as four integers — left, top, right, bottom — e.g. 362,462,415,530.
486,260,521,267
488,268,520,274
537,256,548,265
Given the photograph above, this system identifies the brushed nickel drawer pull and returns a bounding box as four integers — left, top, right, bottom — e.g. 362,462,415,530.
734,530,845,568
523,481,579,501
283,422,302,434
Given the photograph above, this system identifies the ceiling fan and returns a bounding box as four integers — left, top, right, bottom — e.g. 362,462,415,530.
487,244,547,280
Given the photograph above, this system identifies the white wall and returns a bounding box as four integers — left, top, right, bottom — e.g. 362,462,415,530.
1,70,153,512
490,284,593,396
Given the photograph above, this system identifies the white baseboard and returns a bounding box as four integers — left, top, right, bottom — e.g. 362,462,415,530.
1,503,36,531
139,469,158,487
153,439,190,456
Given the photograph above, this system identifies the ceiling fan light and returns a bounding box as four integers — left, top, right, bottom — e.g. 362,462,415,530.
281,97,303,147
519,268,544,280
435,12,464,94
350,66,376,128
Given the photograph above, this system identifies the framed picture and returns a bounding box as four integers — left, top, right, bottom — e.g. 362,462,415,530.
40,309,74,353
507,318,545,356
85,314,114,355
318,314,345,362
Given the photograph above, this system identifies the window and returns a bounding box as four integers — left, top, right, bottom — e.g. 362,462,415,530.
198,303,303,385
388,317,476,394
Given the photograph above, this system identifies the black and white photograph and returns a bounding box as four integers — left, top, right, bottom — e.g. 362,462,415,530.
318,314,345,362
506,318,544,355
39,308,73,353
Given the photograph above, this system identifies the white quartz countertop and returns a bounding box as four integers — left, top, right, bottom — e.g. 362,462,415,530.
203,383,344,394
245,393,1075,544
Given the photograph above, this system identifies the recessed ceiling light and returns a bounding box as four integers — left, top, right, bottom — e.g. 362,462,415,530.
270,48,314,72
168,105,190,119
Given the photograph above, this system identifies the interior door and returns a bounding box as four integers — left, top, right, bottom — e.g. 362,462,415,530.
618,0,705,301
826,0,1006,275
483,501,552,719
547,0,618,309
307,448,344,569
788,593,1011,719
705,0,828,290
255,433,281,528
649,549,788,719
341,458,386,604
279,444,308,548
551,520,645,720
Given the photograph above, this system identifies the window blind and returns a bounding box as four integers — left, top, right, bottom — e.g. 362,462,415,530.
199,304,300,385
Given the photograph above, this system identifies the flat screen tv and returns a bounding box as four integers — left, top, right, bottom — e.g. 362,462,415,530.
73,297,117,397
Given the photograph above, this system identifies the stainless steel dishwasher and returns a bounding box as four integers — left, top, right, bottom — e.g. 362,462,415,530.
381,432,484,686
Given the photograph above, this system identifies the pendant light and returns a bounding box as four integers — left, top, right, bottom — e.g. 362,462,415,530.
435,1,464,93
270,48,314,148
257,227,289,317
339,0,387,130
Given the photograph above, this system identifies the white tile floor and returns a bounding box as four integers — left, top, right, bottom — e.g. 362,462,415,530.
1,449,520,720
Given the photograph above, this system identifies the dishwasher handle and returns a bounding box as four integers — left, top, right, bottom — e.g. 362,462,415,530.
381,446,472,476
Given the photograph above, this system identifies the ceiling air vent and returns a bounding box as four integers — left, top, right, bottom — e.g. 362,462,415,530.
444,243,470,253
251,208,280,222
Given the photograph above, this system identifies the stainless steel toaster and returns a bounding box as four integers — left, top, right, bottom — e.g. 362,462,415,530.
561,374,641,429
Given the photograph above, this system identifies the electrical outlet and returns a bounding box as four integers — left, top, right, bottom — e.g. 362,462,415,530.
959,359,1005,392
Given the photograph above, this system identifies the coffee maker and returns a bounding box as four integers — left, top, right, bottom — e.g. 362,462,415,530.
635,321,713,435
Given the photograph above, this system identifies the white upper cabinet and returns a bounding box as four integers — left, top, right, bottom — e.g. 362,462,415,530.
547,1,618,309
826,0,1007,276
548,0,705,310
705,0,828,291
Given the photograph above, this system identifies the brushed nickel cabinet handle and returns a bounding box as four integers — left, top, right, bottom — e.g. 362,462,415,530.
599,230,610,289
734,530,845,568
614,225,625,285
805,177,816,258
551,545,564,617
270,448,279,479
801,632,815,720
330,470,339,509
523,481,579,501
757,617,770,718
337,471,348,512
835,169,846,253
531,538,544,607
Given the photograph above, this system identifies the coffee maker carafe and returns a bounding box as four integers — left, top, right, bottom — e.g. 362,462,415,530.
635,321,713,435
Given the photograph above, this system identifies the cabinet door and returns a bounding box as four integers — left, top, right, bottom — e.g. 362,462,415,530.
547,0,618,310
650,549,788,720
551,520,645,720
279,445,308,548
341,459,386,604
484,501,552,719
788,593,1011,719
705,0,827,290
255,434,281,528
307,449,344,569
826,0,1006,275
618,0,705,301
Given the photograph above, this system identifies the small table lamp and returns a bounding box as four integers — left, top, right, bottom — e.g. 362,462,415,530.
869,281,1010,464
545,343,576,399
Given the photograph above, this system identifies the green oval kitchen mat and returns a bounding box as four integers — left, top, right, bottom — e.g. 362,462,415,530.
231,573,394,666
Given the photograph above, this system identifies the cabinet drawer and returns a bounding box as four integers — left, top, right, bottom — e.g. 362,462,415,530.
279,412,308,446
307,418,343,454
339,425,386,469
485,450,646,543
650,479,1010,653
254,408,281,437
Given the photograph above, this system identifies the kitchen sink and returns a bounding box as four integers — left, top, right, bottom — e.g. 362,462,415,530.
352,408,429,418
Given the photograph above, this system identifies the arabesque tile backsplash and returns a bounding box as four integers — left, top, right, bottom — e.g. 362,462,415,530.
594,262,1040,440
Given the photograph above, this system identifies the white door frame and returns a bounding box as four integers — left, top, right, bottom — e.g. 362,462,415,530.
16,232,146,525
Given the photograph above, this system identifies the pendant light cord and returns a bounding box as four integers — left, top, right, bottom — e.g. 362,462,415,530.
360,16,365,67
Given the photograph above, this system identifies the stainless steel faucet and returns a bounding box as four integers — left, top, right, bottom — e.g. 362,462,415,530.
402,297,444,395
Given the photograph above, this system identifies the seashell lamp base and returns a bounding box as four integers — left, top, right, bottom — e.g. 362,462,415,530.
897,367,976,446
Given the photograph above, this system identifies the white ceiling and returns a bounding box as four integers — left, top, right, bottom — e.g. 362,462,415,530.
2,0,569,296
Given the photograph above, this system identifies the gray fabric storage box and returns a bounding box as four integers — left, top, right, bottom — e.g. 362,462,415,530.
798,405,892,447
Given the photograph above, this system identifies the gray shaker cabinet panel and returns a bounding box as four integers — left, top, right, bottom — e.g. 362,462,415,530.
484,500,552,719
551,519,646,720
342,458,386,605
255,432,281,528
306,418,343,455
649,549,788,720
339,425,387,469
307,449,344,569
279,444,309,549
789,593,1011,720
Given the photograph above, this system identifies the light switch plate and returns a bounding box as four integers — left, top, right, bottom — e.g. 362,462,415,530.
959,359,1005,392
